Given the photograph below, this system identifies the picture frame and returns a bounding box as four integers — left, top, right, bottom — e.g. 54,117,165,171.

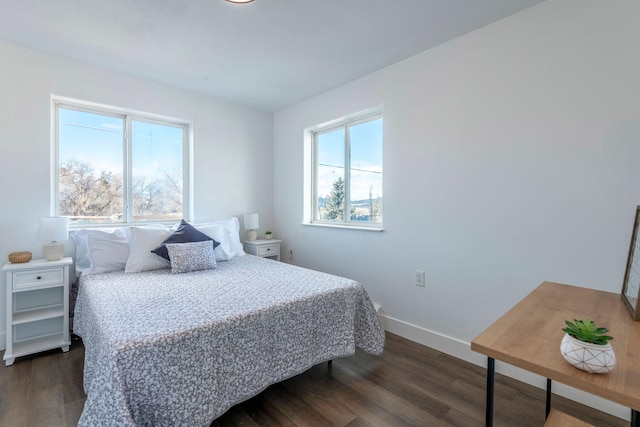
621,205,640,321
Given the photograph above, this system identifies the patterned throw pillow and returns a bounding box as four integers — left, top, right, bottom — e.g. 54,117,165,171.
165,241,217,274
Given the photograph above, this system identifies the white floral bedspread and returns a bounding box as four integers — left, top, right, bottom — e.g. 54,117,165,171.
73,255,385,426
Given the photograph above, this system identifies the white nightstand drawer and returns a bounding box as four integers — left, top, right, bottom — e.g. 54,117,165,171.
13,268,64,290
243,239,281,261
257,244,279,257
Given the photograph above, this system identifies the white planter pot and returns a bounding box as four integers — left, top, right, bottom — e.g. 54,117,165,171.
560,333,616,374
264,234,272,240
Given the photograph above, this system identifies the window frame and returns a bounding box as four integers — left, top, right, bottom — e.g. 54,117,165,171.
306,109,383,231
52,97,193,227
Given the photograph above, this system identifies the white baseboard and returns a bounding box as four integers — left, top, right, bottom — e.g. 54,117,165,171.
379,314,630,422
0,332,4,351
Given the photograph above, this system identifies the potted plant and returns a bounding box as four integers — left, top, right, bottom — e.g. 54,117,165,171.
560,319,615,373
264,230,272,240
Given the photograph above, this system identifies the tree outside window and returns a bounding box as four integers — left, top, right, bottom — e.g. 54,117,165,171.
55,102,189,225
312,113,382,227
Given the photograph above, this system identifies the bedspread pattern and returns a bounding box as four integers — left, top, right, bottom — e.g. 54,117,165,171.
74,255,384,426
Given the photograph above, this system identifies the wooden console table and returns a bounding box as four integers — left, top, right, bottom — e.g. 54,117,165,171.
471,281,640,426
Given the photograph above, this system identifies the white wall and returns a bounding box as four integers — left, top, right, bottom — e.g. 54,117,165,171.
0,41,273,346
274,0,640,418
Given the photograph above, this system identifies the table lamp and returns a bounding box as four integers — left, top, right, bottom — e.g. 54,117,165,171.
244,213,259,242
39,217,69,261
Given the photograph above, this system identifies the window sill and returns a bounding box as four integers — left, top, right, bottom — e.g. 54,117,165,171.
301,222,384,232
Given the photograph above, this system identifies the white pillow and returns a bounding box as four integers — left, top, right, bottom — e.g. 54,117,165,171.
70,231,90,274
195,217,245,259
195,223,233,261
225,216,246,257
70,228,130,276
124,226,171,273
166,241,217,274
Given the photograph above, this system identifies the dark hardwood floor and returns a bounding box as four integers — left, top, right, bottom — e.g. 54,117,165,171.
0,333,627,426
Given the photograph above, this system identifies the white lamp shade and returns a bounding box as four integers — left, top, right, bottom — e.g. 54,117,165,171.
39,217,69,242
243,213,259,230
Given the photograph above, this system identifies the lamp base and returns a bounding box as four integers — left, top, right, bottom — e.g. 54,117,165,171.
43,243,65,261
247,230,257,242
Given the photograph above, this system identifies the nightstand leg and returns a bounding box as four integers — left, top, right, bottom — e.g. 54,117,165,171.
62,345,70,352
5,358,15,367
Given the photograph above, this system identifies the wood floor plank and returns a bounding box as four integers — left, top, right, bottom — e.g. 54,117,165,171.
328,361,451,426
337,352,453,419
63,398,85,427
280,372,359,426
262,381,335,426
286,363,412,426
212,406,261,427
30,350,64,389
0,373,30,427
0,332,629,426
235,394,296,427
28,384,65,422
353,341,490,424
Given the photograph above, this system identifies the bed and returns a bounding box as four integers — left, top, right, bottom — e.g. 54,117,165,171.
71,219,385,427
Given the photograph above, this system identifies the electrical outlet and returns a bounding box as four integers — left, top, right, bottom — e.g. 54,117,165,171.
415,270,426,287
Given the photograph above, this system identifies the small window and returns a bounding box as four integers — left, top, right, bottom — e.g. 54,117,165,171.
54,99,190,225
309,111,383,228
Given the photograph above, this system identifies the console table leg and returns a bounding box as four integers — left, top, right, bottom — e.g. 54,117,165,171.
546,378,552,418
486,357,495,427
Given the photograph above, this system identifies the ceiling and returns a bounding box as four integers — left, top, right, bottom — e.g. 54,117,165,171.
0,0,545,112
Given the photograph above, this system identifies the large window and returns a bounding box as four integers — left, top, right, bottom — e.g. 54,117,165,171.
310,112,383,228
54,99,190,225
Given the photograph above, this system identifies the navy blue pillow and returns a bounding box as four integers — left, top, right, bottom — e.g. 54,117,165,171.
151,220,220,261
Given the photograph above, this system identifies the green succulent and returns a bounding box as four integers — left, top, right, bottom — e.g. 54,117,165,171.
562,319,613,345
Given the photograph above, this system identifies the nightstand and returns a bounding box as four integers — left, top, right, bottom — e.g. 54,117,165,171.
243,239,282,261
3,257,73,366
